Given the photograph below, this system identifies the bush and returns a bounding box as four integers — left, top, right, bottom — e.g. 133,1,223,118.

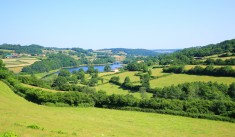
27,124,41,129
1,131,18,137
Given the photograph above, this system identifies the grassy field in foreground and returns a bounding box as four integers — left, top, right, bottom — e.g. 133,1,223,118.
150,73,235,88
1,81,235,137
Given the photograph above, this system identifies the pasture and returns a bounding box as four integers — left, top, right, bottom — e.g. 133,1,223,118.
204,54,235,60
102,71,140,83
150,73,235,88
99,68,235,89
1,81,235,137
2,57,39,73
95,83,152,99
151,68,167,76
184,65,235,70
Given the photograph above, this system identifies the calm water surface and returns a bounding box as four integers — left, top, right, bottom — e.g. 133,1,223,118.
64,63,123,73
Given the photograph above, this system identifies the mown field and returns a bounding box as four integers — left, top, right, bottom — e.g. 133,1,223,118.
204,54,235,60
150,73,235,88
100,68,235,89
95,83,152,99
102,71,140,83
1,81,235,137
2,57,39,73
184,65,235,70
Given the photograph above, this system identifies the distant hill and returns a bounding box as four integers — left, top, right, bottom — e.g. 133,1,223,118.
175,39,235,57
0,44,43,54
100,48,159,56
152,49,180,53
159,39,235,65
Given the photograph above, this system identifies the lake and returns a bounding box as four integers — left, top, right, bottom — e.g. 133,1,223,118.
64,63,123,73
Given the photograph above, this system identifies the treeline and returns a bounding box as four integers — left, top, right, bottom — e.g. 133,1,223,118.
93,57,115,64
109,72,151,93
10,82,235,122
107,48,158,56
158,39,235,65
153,82,235,101
123,55,157,65
19,68,101,90
71,47,93,56
1,59,235,122
163,65,235,77
0,44,43,54
205,58,235,65
126,62,149,71
22,53,79,73
177,39,235,57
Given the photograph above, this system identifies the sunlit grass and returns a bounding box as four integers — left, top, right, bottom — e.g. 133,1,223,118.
1,81,235,137
150,73,235,88
96,83,152,99
184,65,235,70
102,71,140,83
2,57,39,73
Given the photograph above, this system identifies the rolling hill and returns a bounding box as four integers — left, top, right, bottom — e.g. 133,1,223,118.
1,81,235,137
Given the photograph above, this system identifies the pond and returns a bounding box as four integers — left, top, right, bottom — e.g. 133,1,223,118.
64,63,123,73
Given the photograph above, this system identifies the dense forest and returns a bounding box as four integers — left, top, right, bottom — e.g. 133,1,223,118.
22,54,79,73
159,39,235,65
105,48,158,56
0,44,43,54
163,65,235,77
71,47,93,56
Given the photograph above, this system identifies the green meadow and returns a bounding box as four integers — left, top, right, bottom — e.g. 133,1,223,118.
102,71,140,83
95,83,152,99
150,73,235,88
1,81,235,137
100,68,235,89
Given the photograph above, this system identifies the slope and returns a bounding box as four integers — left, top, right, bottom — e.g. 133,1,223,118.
1,81,235,137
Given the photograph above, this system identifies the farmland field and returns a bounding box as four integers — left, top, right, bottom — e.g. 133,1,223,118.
151,68,167,76
2,57,39,73
95,83,152,99
100,68,235,89
204,54,235,60
185,65,235,70
98,71,116,77
150,73,235,88
1,81,235,137
102,71,140,82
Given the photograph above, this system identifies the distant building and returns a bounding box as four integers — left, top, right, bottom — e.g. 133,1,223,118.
137,60,144,63
112,68,119,72
194,57,203,60
40,54,46,57
5,53,19,58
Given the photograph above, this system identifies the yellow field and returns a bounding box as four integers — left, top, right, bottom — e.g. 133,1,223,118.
2,57,39,73
0,49,14,53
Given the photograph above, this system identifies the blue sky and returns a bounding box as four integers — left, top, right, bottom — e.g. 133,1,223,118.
0,0,235,49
